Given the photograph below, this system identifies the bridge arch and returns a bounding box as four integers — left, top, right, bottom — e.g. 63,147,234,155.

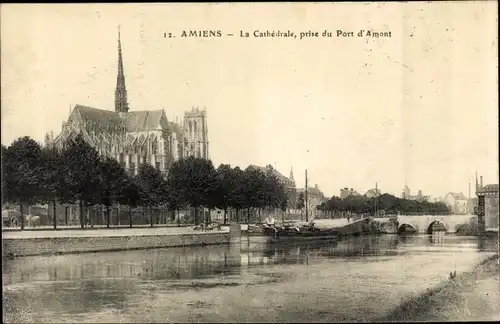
397,223,418,234
426,220,448,234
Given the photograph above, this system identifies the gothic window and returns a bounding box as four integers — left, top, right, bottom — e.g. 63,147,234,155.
152,139,158,155
193,121,197,134
188,121,192,134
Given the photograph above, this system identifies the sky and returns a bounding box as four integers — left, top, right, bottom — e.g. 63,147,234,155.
1,3,498,198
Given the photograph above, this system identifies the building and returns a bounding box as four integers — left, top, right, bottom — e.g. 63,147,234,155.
340,188,361,199
47,29,209,176
297,184,326,218
247,165,297,210
427,196,443,203
466,197,478,215
465,181,478,215
476,175,499,232
400,182,430,202
442,192,468,214
365,188,381,198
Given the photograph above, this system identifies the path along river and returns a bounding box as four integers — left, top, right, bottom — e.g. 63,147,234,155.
2,233,498,323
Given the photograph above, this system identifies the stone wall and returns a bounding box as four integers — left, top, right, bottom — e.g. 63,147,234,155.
2,232,231,257
337,218,376,236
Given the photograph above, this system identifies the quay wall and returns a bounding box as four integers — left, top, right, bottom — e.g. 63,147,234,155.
2,232,232,257
337,218,373,236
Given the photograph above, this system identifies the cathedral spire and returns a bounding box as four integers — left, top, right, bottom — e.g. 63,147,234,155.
289,166,294,181
115,25,129,113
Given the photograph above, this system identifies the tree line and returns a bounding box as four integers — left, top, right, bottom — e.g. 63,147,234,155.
316,193,451,217
1,134,288,230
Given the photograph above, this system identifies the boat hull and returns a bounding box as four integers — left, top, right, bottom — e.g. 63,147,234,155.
267,235,338,244
262,227,339,243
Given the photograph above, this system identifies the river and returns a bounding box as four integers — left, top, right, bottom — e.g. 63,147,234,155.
2,233,498,323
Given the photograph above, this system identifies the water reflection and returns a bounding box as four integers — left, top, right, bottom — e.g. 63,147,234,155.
428,231,446,245
3,246,244,286
4,234,495,288
3,234,498,323
477,235,499,251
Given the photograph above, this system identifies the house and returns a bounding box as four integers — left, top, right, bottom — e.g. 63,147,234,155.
365,188,381,198
442,192,468,214
466,197,478,215
340,188,361,199
297,184,327,218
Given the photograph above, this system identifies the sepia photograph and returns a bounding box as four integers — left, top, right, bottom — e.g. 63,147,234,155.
1,2,499,323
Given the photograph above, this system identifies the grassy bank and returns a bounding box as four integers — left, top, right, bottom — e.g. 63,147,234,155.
380,254,500,322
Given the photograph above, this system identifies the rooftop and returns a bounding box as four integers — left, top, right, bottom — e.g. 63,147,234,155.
477,184,499,193
446,192,468,200
248,164,295,186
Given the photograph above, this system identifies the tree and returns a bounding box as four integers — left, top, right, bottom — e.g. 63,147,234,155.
61,133,102,228
167,157,219,225
3,137,43,230
117,175,142,227
243,167,267,223
38,146,68,230
277,184,289,223
99,157,130,228
136,164,167,227
1,145,8,208
201,162,221,226
319,192,451,217
215,164,233,224
296,192,305,216
165,160,188,225
228,167,246,222
263,170,283,211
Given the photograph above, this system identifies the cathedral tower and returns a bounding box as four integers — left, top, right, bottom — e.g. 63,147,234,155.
183,107,209,159
115,26,129,113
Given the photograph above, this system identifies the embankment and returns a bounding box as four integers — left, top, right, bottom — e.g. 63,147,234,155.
2,227,237,257
380,254,500,322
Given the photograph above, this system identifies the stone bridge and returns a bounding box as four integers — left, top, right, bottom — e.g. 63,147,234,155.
394,214,477,234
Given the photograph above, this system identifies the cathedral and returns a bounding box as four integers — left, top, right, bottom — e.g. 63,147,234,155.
47,29,209,176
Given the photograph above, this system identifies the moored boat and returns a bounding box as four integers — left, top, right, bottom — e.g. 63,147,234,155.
262,222,339,243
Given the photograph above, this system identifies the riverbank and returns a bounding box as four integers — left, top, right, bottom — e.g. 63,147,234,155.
2,226,234,257
380,254,500,322
3,234,496,323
